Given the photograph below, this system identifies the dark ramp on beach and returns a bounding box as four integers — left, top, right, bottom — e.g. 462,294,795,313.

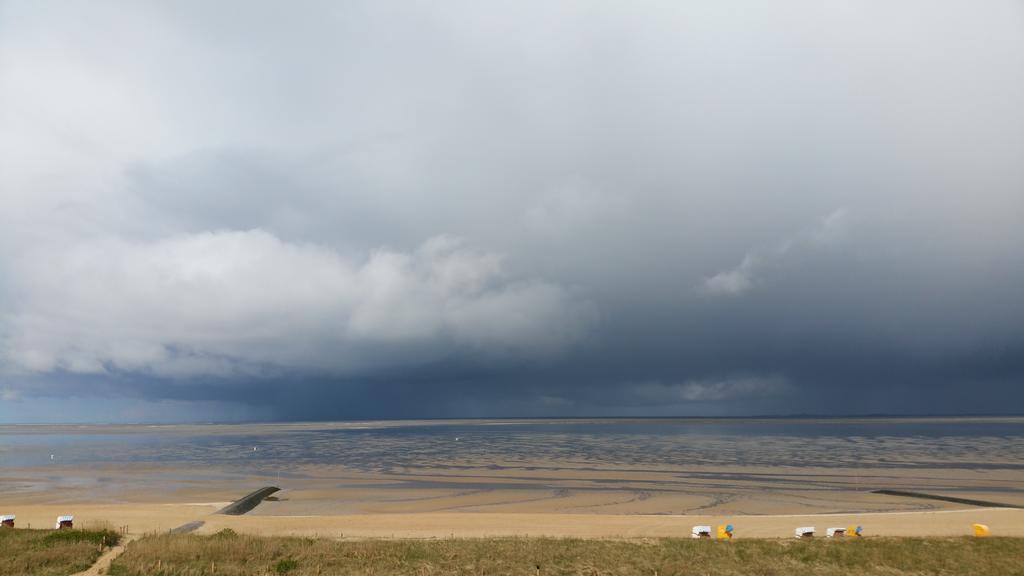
216,486,281,515
872,489,1020,508
169,521,205,534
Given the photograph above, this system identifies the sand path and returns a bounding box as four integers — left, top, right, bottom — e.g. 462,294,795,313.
71,535,136,576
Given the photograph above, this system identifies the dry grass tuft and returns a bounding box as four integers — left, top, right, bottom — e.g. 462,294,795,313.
0,527,121,576
107,533,1024,575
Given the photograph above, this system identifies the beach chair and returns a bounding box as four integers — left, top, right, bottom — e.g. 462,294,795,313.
56,515,73,530
0,515,13,528
972,523,990,537
794,526,815,538
717,524,733,539
691,525,712,538
846,525,863,537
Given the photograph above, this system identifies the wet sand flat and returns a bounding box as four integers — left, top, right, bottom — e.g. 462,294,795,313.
2,461,1023,539
6,459,1022,515
2,418,1022,538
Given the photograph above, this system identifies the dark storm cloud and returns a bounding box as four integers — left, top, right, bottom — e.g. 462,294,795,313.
1,0,1023,421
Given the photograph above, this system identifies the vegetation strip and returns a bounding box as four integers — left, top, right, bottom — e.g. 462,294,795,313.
0,528,121,576
106,533,1024,576
216,486,281,515
871,489,1020,508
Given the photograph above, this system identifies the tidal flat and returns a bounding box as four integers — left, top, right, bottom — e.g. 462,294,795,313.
1,418,1022,538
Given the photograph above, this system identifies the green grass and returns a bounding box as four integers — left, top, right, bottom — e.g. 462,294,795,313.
107,532,1024,575
0,528,121,576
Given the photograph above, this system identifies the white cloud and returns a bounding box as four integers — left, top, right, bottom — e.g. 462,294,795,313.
809,208,851,247
0,231,593,378
700,254,759,296
699,209,851,297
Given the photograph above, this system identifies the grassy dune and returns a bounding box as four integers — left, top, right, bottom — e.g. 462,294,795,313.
0,528,121,576
108,531,1024,575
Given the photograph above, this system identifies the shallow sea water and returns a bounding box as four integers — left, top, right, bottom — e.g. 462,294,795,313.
2,417,1022,471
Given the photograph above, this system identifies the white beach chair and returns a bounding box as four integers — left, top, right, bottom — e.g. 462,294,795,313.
56,515,73,529
691,525,712,538
795,526,815,538
826,527,846,538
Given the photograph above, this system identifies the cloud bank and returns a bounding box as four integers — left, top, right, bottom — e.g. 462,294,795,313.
2,232,591,378
1,0,1023,421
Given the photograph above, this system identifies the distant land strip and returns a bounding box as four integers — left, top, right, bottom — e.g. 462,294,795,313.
216,486,281,515
872,489,1020,509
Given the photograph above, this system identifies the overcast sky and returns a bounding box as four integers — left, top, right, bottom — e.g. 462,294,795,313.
1,1,1023,422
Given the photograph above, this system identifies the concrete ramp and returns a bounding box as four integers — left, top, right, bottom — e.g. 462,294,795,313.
216,486,281,515
169,520,205,534
872,490,1019,508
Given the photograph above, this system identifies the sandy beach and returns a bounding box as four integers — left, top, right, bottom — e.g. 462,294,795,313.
2,502,1022,540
